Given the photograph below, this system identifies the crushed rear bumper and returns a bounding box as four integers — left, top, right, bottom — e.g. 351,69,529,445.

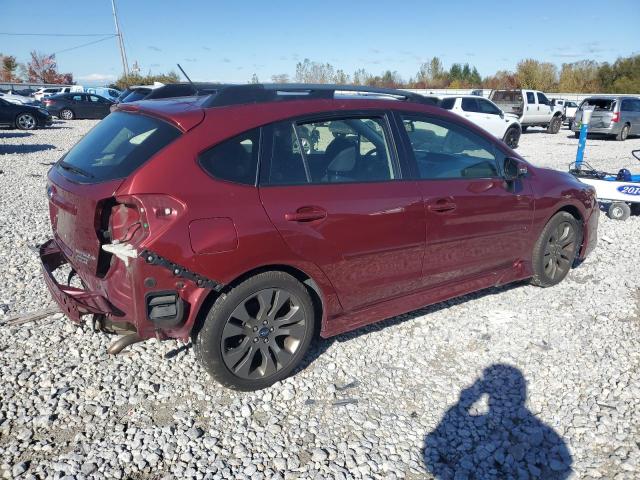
39,239,122,322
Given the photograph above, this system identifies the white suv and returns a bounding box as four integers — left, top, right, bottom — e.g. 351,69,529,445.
32,87,62,101
440,95,522,148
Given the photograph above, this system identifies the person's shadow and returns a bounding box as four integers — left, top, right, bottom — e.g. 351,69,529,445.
423,364,572,479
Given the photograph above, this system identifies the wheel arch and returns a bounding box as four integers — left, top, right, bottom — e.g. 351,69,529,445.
190,263,327,339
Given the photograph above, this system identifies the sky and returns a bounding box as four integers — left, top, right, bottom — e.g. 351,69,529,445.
1,0,639,86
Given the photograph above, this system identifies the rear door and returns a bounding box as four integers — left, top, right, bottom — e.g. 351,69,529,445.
259,113,426,312
70,94,90,118
523,91,537,123
536,92,554,123
396,112,534,288
88,95,111,119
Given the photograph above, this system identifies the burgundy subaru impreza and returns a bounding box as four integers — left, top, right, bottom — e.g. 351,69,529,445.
40,85,598,390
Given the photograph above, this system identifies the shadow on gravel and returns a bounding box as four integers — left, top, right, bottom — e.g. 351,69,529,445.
0,132,33,139
423,364,572,479
0,144,56,154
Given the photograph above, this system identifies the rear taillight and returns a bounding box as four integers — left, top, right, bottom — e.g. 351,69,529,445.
108,194,185,248
611,112,620,123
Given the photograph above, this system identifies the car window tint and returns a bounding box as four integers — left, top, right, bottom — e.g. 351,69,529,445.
477,99,501,115
440,97,456,110
461,98,479,112
401,114,499,180
537,92,550,105
89,95,101,103
526,92,535,104
266,117,395,185
72,95,83,101
199,128,260,185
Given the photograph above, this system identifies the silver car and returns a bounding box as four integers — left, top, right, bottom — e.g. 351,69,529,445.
573,96,640,141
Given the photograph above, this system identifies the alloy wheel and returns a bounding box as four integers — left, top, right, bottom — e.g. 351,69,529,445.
17,113,36,130
221,288,307,380
543,221,576,280
61,109,73,120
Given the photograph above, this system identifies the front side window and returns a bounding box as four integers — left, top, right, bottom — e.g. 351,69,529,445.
265,116,395,185
199,128,260,185
537,92,550,105
401,114,499,180
72,95,83,102
461,98,480,113
477,99,501,115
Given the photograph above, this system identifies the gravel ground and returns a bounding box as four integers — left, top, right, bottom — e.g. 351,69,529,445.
1,121,639,479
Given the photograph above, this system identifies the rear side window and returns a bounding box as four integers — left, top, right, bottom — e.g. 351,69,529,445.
440,97,456,110
526,92,535,104
461,98,480,112
57,112,180,183
199,128,260,185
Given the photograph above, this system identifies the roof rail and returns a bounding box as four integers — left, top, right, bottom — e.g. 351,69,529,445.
202,84,439,108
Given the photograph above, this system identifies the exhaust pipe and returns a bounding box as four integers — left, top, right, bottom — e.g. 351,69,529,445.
107,333,143,355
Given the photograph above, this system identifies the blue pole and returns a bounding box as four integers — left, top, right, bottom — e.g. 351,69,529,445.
575,115,590,169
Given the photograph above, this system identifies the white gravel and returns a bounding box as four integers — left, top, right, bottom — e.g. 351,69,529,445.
1,121,639,479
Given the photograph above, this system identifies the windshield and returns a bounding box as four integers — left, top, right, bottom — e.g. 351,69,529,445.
57,112,181,183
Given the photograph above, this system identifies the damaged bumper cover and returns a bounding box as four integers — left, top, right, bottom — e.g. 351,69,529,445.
39,239,122,322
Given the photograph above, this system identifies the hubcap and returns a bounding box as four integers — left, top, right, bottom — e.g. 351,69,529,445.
62,110,72,119
612,206,622,218
18,114,35,129
221,288,306,380
543,222,576,280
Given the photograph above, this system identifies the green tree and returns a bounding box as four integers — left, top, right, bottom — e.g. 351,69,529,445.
516,59,558,91
110,71,180,90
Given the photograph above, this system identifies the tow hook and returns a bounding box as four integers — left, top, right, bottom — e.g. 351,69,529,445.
107,333,143,355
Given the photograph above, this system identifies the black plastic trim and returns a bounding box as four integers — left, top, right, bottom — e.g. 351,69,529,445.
140,250,223,291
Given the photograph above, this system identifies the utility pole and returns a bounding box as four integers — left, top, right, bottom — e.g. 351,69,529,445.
111,0,129,79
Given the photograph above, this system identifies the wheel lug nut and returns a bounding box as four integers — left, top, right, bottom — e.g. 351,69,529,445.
262,320,268,325
253,337,259,343
252,326,258,332
269,327,274,332
263,338,269,343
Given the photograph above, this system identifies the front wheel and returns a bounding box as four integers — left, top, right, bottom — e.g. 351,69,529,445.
16,113,37,130
193,271,316,391
60,109,74,120
503,126,521,149
531,212,581,287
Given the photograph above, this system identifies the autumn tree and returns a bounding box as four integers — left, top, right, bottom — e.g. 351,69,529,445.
27,51,73,84
515,59,557,91
558,60,600,92
482,70,519,90
1,54,20,82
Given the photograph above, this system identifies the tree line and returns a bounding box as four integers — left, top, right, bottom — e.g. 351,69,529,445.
2,49,638,94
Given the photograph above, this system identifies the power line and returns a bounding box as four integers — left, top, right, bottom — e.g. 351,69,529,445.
0,32,115,37
53,36,117,55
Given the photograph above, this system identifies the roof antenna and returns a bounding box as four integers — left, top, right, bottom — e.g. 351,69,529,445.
177,63,197,94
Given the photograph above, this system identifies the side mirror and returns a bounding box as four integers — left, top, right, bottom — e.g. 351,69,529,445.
499,111,504,119
504,157,527,181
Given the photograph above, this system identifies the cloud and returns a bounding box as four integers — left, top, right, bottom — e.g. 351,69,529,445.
465,52,476,57
77,73,116,82
369,48,381,54
185,58,197,62
150,63,160,68
203,46,212,51
148,46,161,52
222,58,231,63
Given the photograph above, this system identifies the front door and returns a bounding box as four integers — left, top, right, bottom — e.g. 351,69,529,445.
70,94,91,118
397,112,534,288
259,114,426,312
88,95,111,119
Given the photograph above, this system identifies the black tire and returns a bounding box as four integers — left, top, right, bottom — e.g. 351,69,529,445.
521,126,528,133
531,212,581,287
574,132,580,139
615,124,630,141
503,126,521,149
607,202,630,221
15,113,37,130
60,108,74,120
193,271,316,391
568,120,573,130
546,115,562,134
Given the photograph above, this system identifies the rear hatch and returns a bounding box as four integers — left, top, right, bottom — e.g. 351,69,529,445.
576,98,617,128
47,111,184,277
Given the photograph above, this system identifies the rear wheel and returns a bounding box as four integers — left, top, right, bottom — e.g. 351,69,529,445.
547,115,562,134
574,132,580,139
608,202,630,221
60,109,74,120
615,124,630,141
193,271,316,391
521,126,528,133
531,212,581,287
16,113,37,130
503,126,521,149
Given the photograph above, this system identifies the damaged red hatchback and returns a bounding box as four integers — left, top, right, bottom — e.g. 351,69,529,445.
40,84,598,390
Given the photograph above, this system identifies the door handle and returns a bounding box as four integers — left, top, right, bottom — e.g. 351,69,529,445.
427,197,457,213
284,207,327,222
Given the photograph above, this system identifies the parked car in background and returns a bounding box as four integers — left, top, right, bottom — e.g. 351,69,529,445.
44,93,113,120
440,95,522,148
111,83,165,111
56,85,84,95
32,87,63,101
39,84,598,390
489,89,564,133
0,97,52,129
110,82,222,111
0,91,39,105
572,96,640,141
85,87,121,102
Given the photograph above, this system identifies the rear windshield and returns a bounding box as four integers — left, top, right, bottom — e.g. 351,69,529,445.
56,112,181,183
580,98,615,111
122,88,151,103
